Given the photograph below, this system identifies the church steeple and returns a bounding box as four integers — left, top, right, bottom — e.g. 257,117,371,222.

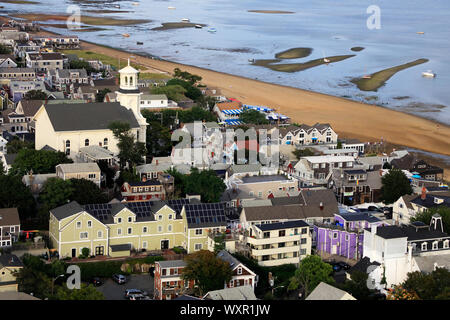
118,58,139,92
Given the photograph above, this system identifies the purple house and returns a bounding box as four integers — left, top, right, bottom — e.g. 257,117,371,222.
314,212,387,260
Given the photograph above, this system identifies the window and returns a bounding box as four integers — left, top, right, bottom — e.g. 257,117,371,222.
421,242,427,251
84,139,89,146
117,228,122,235
128,217,132,223
263,232,270,239
80,232,88,239
158,226,162,232
237,267,242,275
333,232,338,239
293,251,298,257
143,227,148,233
87,221,92,228
117,218,122,223
158,215,163,221
444,240,449,249
142,241,147,248
432,241,438,250
128,227,132,234
279,230,286,237
301,228,307,234
88,174,96,179
278,242,286,248
345,234,349,241
97,231,102,238
168,225,172,232
168,214,173,220
76,221,81,228
300,249,307,255
195,229,203,235
103,138,108,146
195,243,202,251
301,238,307,244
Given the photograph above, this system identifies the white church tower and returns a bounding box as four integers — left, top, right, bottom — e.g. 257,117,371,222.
115,59,147,144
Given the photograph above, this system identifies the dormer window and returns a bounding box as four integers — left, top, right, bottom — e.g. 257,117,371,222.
421,242,427,251
432,241,438,250
444,240,449,249
237,267,242,275
117,218,122,223
128,217,132,223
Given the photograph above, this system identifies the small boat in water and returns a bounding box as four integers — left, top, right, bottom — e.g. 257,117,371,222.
248,58,255,63
137,41,143,45
422,70,436,77
416,31,425,34
208,27,217,33
114,5,120,9
132,2,139,5
168,6,176,9
122,33,130,37
181,18,190,23
195,24,203,29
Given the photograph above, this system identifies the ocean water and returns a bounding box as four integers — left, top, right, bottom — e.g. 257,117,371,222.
3,0,450,124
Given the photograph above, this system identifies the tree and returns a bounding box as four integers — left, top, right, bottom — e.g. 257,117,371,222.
197,95,217,112
338,271,375,300
24,90,48,100
151,84,187,102
9,149,72,176
336,140,343,149
39,178,74,210
69,60,95,73
55,283,104,300
145,121,173,157
183,168,226,203
0,174,36,220
382,162,392,169
401,268,450,300
173,68,202,84
6,136,34,153
182,250,233,296
108,121,146,169
0,44,12,54
292,148,315,159
166,78,202,101
411,207,450,233
239,109,269,125
15,254,52,299
81,247,90,258
288,255,334,296
69,178,109,204
380,168,413,204
386,285,420,300
95,88,111,102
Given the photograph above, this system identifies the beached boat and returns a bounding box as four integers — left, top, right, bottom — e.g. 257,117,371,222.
323,58,330,63
422,70,436,77
181,18,190,23
195,24,203,29
248,58,255,63
362,75,372,79
122,33,130,38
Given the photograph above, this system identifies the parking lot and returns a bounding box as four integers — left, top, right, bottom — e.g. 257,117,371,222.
95,274,154,300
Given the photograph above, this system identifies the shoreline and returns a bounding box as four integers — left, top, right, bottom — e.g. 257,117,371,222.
3,16,450,161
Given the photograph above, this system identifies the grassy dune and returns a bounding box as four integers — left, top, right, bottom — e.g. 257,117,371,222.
351,58,429,91
11,13,150,26
275,47,312,59
139,72,171,80
252,59,281,67
262,55,356,73
152,22,207,31
61,49,144,70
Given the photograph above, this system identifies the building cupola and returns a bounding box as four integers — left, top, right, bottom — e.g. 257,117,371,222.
118,58,139,93
430,213,444,232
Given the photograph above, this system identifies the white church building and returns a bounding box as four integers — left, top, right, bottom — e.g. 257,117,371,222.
33,60,147,158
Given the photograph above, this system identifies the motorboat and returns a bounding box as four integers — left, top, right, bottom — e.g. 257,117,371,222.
181,18,190,23
422,70,436,77
136,41,143,45
122,33,130,37
168,6,176,9
208,27,217,33
248,58,255,63
416,31,425,34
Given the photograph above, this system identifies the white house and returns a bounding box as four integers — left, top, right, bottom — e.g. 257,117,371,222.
139,94,169,109
363,215,450,288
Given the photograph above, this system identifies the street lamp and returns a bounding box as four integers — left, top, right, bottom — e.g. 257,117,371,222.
51,274,65,296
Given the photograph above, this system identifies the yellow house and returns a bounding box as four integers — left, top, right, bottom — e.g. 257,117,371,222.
49,199,228,258
0,254,23,293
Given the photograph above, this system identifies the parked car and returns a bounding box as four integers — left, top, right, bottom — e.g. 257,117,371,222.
128,293,151,300
337,262,351,270
125,289,148,298
113,274,127,284
90,277,103,286
331,264,342,272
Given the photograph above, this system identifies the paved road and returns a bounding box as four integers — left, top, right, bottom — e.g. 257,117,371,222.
96,274,154,300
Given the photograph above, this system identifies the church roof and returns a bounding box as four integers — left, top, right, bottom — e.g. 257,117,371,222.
43,102,140,131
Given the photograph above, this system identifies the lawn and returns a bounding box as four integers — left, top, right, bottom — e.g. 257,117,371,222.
61,50,144,70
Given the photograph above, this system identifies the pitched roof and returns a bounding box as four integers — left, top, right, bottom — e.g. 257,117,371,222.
157,260,186,268
255,219,309,231
306,282,356,300
56,162,100,173
367,225,449,241
215,101,242,110
50,201,84,220
19,100,44,117
217,250,241,268
0,254,23,268
184,202,227,228
43,102,140,131
0,208,20,226
204,286,257,300
348,257,380,275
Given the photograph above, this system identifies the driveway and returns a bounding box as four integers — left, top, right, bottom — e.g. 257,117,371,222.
96,274,154,300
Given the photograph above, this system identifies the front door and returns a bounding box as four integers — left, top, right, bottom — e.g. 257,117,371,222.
161,240,169,250
71,248,76,258
95,246,104,256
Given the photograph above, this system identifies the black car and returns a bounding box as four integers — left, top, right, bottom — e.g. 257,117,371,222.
90,277,103,286
332,264,342,272
337,262,351,270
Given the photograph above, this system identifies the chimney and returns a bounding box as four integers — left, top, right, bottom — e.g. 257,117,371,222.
156,159,159,166
319,202,324,211
421,185,427,201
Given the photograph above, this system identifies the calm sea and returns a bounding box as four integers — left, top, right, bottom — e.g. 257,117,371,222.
3,0,450,124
